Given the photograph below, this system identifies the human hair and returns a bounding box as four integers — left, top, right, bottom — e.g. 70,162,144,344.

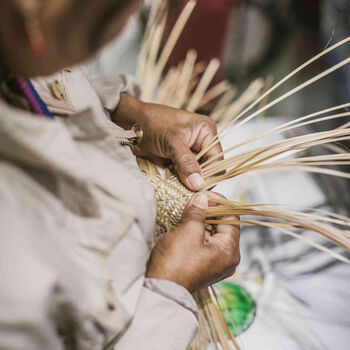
56,0,138,55
89,0,134,48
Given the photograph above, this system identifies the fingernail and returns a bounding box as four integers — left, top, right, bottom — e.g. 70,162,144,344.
192,193,208,210
188,173,204,190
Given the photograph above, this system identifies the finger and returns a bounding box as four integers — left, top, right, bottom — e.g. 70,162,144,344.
204,230,211,244
202,138,224,165
210,216,241,266
205,224,213,232
170,141,204,191
181,192,208,223
216,215,240,236
192,120,224,166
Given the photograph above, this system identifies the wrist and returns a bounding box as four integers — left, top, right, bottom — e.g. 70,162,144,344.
112,93,146,129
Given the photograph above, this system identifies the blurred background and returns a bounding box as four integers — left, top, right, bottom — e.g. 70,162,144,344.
88,0,350,115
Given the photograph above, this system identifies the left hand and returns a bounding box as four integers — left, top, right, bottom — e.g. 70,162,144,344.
146,192,240,292
113,93,223,192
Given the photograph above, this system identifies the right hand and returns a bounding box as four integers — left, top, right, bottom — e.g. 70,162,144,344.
113,94,224,192
146,192,240,292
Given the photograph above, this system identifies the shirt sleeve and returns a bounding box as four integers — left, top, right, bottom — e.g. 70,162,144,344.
115,278,199,350
85,73,141,113
0,164,115,350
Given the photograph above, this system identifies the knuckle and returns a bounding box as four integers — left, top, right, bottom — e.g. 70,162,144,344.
208,119,218,133
204,119,216,132
228,240,237,255
224,266,236,278
221,250,234,268
204,117,215,128
227,219,240,236
232,249,241,266
165,130,177,145
231,227,240,240
224,245,240,268
225,234,238,251
168,133,184,149
180,154,196,168
212,237,241,272
198,118,213,132
174,156,198,177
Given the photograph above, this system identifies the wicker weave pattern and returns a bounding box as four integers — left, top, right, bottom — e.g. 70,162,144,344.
144,172,194,234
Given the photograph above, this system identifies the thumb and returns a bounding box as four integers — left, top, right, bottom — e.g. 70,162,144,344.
181,192,208,223
170,141,204,191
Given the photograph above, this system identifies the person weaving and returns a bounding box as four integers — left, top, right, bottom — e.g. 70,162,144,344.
0,1,240,349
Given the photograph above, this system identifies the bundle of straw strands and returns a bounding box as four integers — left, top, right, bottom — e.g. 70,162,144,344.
136,1,350,348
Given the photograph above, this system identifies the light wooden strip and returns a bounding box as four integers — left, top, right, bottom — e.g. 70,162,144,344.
201,288,231,350
150,0,196,97
137,0,167,84
198,290,220,350
229,57,350,133
210,87,238,122
202,103,350,169
210,286,242,350
205,219,350,264
142,15,168,101
203,131,350,180
257,74,275,119
202,127,350,178
186,58,221,112
217,78,265,129
197,36,350,160
198,80,230,110
173,50,198,108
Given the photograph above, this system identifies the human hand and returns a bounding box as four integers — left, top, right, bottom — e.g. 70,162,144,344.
145,192,240,293
113,93,223,191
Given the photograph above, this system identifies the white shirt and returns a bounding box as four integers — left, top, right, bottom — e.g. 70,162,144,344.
0,68,198,350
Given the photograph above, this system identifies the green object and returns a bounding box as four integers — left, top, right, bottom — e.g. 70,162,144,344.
216,281,256,336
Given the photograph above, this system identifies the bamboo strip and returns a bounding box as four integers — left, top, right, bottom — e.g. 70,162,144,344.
210,286,242,350
198,80,230,110
137,0,167,85
257,74,275,119
206,196,350,225
157,67,179,104
197,36,350,160
173,50,197,108
202,103,350,169
210,87,238,122
229,57,350,133
148,0,196,99
206,206,350,246
201,288,231,350
142,14,167,101
186,58,221,112
207,203,350,228
217,78,265,129
203,128,350,179
198,291,221,350
205,219,350,264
